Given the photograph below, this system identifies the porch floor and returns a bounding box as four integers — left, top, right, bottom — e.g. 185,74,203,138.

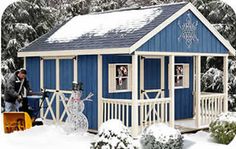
175,118,208,133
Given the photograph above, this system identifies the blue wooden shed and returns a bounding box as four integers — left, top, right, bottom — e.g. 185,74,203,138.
18,2,235,136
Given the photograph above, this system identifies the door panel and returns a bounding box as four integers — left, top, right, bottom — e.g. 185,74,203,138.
144,58,161,99
43,59,56,89
59,59,74,90
43,59,56,120
174,57,193,120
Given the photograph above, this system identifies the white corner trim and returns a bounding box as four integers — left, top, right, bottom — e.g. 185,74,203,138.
18,48,130,57
23,57,26,69
129,3,235,56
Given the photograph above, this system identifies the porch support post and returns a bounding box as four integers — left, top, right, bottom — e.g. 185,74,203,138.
132,54,139,137
73,56,78,82
56,58,60,123
40,58,44,118
98,55,103,128
169,55,175,127
161,56,165,98
195,56,201,128
223,56,228,112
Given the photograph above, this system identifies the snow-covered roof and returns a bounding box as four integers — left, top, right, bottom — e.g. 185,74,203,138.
19,2,187,52
47,7,162,43
19,2,235,56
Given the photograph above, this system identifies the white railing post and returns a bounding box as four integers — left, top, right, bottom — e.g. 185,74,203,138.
169,55,175,127
98,55,103,128
195,56,201,128
132,54,139,137
223,56,228,112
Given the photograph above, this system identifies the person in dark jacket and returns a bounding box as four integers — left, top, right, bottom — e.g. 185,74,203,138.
4,68,31,112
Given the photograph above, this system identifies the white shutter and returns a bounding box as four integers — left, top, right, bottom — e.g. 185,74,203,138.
183,64,190,88
108,64,116,93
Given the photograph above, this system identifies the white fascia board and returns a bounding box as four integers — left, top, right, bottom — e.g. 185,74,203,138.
17,48,130,57
136,51,229,57
129,3,235,56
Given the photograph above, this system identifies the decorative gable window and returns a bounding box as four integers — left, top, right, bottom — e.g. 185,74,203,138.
174,64,189,88
109,64,132,92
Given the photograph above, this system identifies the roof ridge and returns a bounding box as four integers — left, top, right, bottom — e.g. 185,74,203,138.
87,2,188,16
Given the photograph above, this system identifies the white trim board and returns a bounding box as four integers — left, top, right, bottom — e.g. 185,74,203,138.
18,3,235,57
129,3,235,56
18,48,130,57
135,51,229,57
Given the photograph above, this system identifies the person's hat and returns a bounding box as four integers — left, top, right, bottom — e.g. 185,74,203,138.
19,68,27,74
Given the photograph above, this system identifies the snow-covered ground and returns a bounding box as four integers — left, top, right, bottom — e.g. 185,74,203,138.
0,114,97,149
1,114,235,149
183,131,235,149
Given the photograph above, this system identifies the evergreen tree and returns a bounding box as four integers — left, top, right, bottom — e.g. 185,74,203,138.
1,0,58,70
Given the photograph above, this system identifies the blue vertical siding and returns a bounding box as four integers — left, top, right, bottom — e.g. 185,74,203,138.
43,59,56,89
164,56,169,98
78,55,98,130
59,59,74,90
26,57,40,92
102,55,132,99
144,58,161,98
138,11,228,54
26,57,41,117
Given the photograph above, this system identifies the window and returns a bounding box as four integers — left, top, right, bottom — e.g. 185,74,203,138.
109,64,132,92
174,64,189,88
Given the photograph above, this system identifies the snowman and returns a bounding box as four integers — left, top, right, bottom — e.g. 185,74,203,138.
63,81,93,134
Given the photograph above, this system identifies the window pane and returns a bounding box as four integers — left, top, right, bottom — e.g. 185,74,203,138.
175,65,184,75
116,78,128,90
175,76,183,87
116,65,128,77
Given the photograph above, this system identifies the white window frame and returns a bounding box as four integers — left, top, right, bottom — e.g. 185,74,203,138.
108,63,132,93
174,63,190,89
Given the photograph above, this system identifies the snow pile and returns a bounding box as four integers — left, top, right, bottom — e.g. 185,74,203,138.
210,112,236,144
91,119,137,149
217,112,236,123
0,117,96,149
47,7,162,43
183,131,228,149
140,123,183,149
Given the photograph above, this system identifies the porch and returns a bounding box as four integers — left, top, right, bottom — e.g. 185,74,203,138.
98,53,229,136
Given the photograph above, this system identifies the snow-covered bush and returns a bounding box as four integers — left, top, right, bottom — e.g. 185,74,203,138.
140,123,183,149
201,68,223,93
210,112,236,144
91,119,137,149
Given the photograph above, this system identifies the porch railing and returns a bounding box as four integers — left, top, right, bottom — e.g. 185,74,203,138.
138,98,170,131
101,97,170,132
102,98,132,127
40,89,72,123
199,93,225,127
